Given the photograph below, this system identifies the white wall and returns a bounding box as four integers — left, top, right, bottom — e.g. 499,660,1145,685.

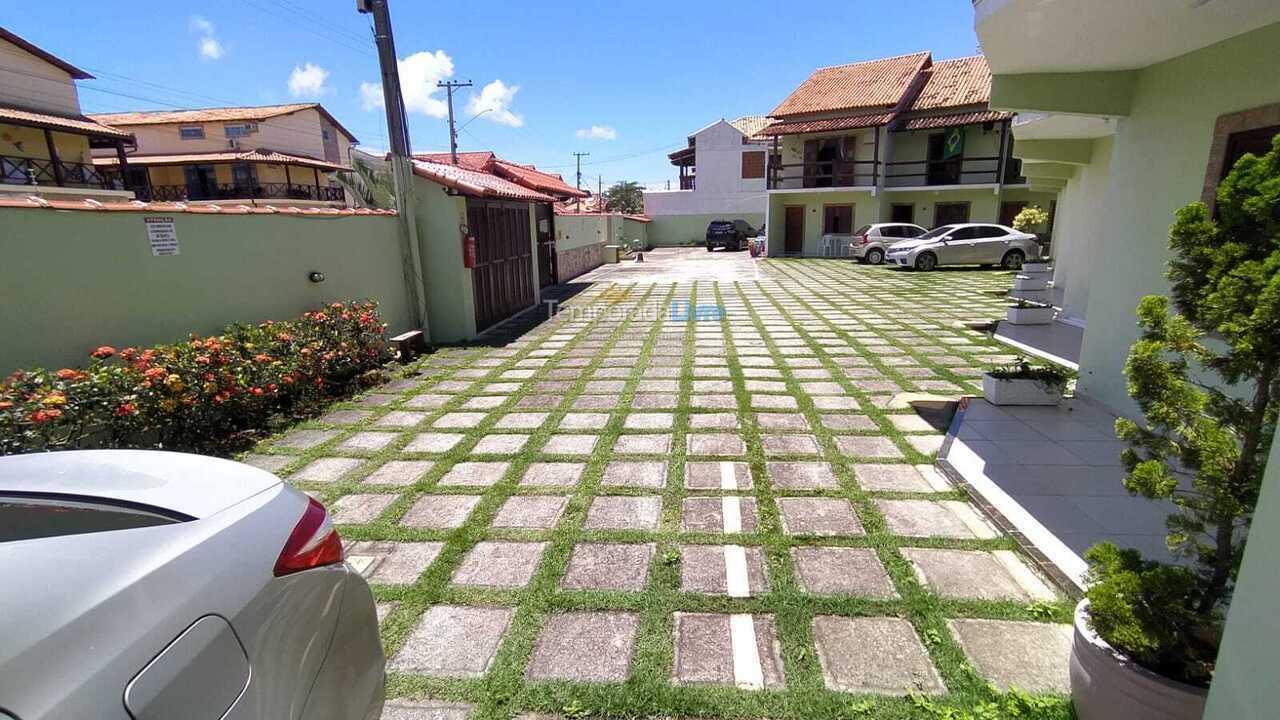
644,120,767,216
0,38,80,116
1046,134,1113,325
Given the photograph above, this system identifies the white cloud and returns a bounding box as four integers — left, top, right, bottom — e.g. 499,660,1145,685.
359,82,385,111
190,15,224,61
199,37,225,61
288,62,331,98
397,50,454,118
466,79,523,128
576,125,617,140
189,15,215,35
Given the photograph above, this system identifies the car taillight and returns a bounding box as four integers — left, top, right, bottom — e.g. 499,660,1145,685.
858,233,870,245
274,497,344,576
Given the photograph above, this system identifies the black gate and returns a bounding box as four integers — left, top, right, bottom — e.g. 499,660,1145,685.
468,198,536,332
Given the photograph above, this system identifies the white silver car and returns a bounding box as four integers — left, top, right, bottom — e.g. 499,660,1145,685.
885,223,1042,271
851,222,928,265
0,450,385,720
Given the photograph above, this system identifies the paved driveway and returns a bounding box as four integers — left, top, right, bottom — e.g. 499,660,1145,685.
576,246,763,284
246,259,1076,720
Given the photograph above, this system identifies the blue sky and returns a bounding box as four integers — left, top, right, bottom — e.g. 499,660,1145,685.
1,0,980,189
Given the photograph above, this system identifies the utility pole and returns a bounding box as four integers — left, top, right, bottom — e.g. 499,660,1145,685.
437,80,472,165
572,151,589,212
359,0,428,336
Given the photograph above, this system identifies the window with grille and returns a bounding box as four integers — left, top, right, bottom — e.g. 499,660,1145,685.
741,151,765,179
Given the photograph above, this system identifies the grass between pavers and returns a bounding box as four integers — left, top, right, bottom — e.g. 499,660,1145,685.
244,261,1075,720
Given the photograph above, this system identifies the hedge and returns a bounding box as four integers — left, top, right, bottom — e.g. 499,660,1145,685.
0,301,392,456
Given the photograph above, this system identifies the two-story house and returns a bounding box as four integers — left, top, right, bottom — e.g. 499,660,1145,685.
642,116,771,245
88,103,357,206
0,28,135,201
762,52,1057,256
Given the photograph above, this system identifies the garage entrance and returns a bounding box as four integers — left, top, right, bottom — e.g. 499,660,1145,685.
467,198,536,332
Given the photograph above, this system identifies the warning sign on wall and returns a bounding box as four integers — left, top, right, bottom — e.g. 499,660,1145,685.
144,217,179,256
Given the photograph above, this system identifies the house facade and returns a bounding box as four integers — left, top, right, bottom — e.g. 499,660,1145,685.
762,52,1057,256
0,28,135,201
642,116,770,246
414,151,590,289
88,103,356,206
973,2,1280,717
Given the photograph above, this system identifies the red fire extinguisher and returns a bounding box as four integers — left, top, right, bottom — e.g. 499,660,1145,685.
461,232,476,268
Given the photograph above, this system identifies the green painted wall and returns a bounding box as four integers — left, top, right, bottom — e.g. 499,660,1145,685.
647,212,764,247
766,191,879,256
556,214,607,252
1072,22,1280,414
0,207,410,373
1204,424,1280,719
411,178,475,342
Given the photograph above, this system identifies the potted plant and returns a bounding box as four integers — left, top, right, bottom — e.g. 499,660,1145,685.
1005,298,1055,325
1013,205,1052,270
1071,133,1280,719
982,357,1070,405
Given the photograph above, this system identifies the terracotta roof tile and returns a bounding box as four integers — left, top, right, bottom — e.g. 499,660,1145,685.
411,158,554,202
88,103,358,142
909,56,994,111
769,52,931,118
0,105,132,139
0,196,395,216
760,113,896,136
898,110,1012,131
729,115,772,141
491,160,588,199
92,149,349,171
412,151,496,171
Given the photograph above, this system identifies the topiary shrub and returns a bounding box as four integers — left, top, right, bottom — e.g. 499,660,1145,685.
1085,131,1280,685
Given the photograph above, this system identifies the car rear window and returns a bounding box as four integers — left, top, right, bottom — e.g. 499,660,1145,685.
854,225,872,235
0,494,187,542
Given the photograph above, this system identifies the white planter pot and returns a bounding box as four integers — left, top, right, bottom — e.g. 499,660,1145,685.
1006,306,1055,325
982,374,1062,405
1023,261,1051,273
1013,275,1049,291
1070,601,1208,720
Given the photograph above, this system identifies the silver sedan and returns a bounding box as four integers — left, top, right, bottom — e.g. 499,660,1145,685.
0,450,385,720
885,223,1042,271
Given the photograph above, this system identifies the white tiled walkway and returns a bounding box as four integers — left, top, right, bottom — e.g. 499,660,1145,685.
942,397,1179,589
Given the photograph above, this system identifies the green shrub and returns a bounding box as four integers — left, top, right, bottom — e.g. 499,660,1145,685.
1087,131,1280,685
0,301,391,455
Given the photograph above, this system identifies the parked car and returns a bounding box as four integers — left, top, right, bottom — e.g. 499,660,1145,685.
885,223,1041,271
706,219,756,251
0,450,385,720
850,223,928,264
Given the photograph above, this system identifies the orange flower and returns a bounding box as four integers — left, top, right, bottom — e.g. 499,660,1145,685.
56,368,84,381
0,401,14,411
144,367,167,380
31,408,62,423
90,346,116,359
253,354,272,363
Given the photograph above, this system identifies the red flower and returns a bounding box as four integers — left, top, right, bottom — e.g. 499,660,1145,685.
31,408,62,423
91,346,116,359
114,403,136,417
250,387,264,396
56,369,85,381
143,367,167,380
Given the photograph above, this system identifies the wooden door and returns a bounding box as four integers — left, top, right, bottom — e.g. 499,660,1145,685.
467,199,536,332
999,201,1027,228
535,202,557,288
784,206,805,254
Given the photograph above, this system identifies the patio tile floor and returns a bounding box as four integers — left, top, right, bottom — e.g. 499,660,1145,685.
250,256,1074,719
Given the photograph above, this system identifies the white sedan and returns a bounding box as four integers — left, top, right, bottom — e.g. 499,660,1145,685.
885,223,1042,271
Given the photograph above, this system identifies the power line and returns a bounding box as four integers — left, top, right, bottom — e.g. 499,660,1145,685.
235,0,375,57
436,80,472,164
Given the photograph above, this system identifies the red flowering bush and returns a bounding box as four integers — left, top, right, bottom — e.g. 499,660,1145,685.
0,301,391,455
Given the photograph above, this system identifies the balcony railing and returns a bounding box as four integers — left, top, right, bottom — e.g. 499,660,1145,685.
1,154,118,190
767,160,879,190
679,175,695,190
884,155,1007,188
136,183,346,203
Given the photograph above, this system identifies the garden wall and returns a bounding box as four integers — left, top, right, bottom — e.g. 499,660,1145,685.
0,202,413,373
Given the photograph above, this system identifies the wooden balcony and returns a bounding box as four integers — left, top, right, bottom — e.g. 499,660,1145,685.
767,160,879,190
1,154,121,190
135,183,346,203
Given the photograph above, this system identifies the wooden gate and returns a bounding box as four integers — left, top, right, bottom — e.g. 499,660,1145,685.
535,202,557,288
467,198,536,332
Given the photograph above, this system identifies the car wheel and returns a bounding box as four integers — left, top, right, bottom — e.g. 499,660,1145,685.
915,253,937,272
1001,249,1025,270
706,244,714,252
866,248,884,265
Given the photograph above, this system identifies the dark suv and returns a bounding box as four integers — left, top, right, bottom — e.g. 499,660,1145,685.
706,219,756,251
